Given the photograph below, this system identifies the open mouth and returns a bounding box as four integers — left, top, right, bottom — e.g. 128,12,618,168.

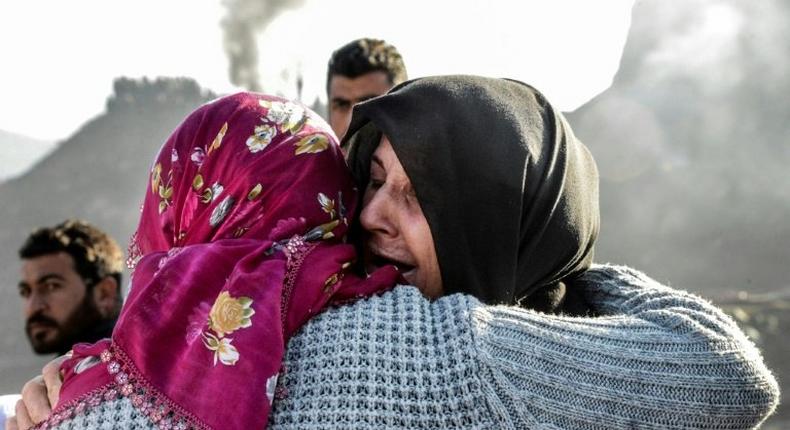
366,252,416,276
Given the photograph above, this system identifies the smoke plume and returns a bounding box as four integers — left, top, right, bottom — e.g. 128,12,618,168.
567,0,790,293
221,0,305,92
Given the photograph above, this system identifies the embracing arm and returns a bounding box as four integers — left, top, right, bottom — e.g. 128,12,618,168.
11,265,780,430
472,264,780,429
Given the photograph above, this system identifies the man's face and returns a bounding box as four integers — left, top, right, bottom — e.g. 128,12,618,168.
328,71,393,139
18,252,103,354
360,137,443,298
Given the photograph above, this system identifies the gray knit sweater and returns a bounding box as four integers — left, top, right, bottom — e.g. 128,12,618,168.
45,265,779,429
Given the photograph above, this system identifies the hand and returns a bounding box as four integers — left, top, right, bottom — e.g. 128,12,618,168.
14,354,68,430
5,415,18,430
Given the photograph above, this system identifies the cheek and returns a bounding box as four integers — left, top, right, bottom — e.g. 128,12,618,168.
406,205,442,295
403,208,437,267
330,109,349,122
22,298,34,316
52,287,89,319
331,113,351,137
414,220,435,260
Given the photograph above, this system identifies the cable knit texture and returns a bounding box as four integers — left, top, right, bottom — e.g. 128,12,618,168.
46,264,779,429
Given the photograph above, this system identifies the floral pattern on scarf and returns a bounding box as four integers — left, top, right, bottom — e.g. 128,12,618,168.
50,93,400,430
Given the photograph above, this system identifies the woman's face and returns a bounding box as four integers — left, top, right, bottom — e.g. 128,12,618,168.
360,137,443,298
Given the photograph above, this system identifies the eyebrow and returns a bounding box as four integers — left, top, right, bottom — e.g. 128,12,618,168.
332,94,381,105
18,273,66,288
356,94,379,103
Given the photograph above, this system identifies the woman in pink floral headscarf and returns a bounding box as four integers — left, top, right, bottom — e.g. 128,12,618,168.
38,93,400,430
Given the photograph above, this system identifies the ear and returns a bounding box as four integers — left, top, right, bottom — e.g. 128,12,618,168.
91,277,120,317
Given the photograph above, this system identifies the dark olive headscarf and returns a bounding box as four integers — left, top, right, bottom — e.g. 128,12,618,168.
344,75,599,313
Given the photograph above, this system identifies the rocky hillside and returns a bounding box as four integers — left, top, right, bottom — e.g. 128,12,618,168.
0,77,215,392
0,130,56,183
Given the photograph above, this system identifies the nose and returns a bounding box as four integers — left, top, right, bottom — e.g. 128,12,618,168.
336,113,351,139
331,110,352,141
360,186,397,240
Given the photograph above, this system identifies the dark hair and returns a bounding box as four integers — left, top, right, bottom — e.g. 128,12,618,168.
326,38,407,94
19,219,124,307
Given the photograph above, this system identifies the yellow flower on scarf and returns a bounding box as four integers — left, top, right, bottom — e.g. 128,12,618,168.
151,163,162,194
208,122,228,155
208,291,255,337
294,134,329,155
157,170,173,214
317,192,336,219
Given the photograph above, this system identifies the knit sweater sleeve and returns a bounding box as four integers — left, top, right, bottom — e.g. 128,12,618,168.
473,264,780,429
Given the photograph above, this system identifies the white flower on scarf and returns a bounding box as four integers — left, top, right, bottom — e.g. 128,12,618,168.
191,147,205,166
210,182,224,201
200,182,224,204
74,356,101,374
247,123,277,153
265,374,279,404
210,196,234,227
203,332,239,366
260,100,306,134
157,246,184,271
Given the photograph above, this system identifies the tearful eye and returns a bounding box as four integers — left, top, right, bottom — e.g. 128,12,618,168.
332,100,351,110
368,179,384,190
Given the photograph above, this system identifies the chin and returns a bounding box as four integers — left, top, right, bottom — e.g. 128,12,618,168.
416,280,444,300
28,332,58,354
31,341,58,355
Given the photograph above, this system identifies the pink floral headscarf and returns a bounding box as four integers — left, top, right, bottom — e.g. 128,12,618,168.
46,93,399,430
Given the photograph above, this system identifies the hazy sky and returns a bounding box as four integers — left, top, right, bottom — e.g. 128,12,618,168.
0,0,634,142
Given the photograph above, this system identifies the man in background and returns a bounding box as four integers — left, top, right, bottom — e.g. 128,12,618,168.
326,38,407,139
17,219,123,355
